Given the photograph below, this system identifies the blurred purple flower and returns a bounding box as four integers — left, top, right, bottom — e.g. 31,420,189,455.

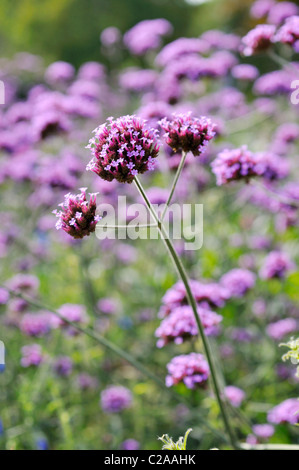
224,386,246,408
166,353,210,389
21,344,44,367
268,398,299,424
100,385,132,413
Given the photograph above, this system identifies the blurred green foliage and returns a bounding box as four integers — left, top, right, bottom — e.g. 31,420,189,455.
0,0,254,67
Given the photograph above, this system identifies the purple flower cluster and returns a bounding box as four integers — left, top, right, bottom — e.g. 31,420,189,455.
21,344,44,367
119,69,158,93
155,305,223,348
260,251,294,279
224,386,246,408
250,0,275,19
53,356,73,377
241,24,276,56
275,15,299,51
254,68,295,95
266,318,298,340
268,398,299,424
124,19,172,56
159,112,216,157
100,385,132,413
231,64,259,81
220,269,256,298
268,2,299,25
45,61,75,85
120,439,140,451
252,424,274,440
156,38,209,67
211,146,287,186
159,279,229,318
20,312,52,337
53,188,101,239
86,115,160,183
0,288,9,305
165,353,210,389
54,303,88,331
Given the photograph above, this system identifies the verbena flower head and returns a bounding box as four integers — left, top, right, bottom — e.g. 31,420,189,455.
53,188,101,239
224,386,246,408
250,0,275,19
266,318,298,341
120,439,140,451
260,251,294,279
268,398,299,425
53,356,73,377
21,344,44,368
86,115,160,183
155,305,222,347
252,424,274,440
220,269,256,298
100,385,132,413
211,146,286,185
124,19,173,56
159,112,216,157
20,312,52,337
274,15,299,52
241,24,276,56
268,2,299,25
166,353,210,389
231,64,259,81
159,279,229,317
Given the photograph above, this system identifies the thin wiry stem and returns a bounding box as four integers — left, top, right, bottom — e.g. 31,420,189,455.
134,176,238,450
161,151,188,221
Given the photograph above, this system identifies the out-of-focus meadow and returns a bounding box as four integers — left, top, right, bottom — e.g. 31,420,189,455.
1,0,299,450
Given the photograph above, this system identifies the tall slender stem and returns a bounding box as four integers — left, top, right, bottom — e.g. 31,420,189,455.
161,151,188,221
134,176,237,449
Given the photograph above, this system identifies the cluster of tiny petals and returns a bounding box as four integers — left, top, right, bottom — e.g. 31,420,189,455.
100,385,133,413
159,112,216,157
260,251,294,279
159,279,229,318
224,386,246,408
211,146,287,186
155,305,223,348
53,188,101,239
165,353,210,389
86,115,160,184
241,24,276,56
266,318,298,341
275,15,299,52
268,398,299,425
220,269,256,298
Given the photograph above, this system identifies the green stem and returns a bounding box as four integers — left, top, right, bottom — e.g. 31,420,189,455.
134,176,237,450
161,151,188,221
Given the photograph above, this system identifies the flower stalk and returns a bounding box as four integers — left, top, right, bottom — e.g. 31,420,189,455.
134,175,237,449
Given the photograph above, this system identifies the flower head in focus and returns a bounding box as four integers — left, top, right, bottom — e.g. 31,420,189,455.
159,112,216,157
86,115,160,183
53,188,101,239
